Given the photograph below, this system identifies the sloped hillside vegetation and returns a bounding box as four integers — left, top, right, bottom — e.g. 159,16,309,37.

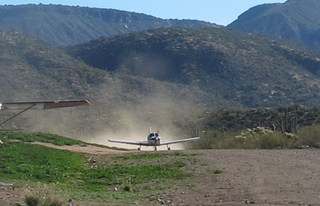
68,27,320,108
0,31,217,139
0,4,215,45
0,31,105,101
229,0,320,51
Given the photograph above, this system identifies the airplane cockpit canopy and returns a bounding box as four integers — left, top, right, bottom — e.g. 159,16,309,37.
148,132,160,140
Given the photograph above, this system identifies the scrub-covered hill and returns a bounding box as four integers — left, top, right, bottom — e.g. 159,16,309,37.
0,31,215,139
229,0,320,51
0,4,215,45
68,27,320,108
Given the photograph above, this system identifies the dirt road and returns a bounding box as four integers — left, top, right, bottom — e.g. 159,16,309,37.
161,149,320,206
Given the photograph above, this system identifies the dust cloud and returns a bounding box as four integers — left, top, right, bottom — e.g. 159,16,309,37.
88,75,204,150
3,70,208,151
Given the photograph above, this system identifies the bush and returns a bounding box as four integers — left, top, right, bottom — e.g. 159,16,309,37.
257,132,288,149
123,185,133,192
297,125,320,147
25,195,40,206
191,127,293,149
190,130,238,149
43,198,64,206
24,194,64,206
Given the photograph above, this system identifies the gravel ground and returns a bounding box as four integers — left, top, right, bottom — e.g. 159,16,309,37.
159,149,320,206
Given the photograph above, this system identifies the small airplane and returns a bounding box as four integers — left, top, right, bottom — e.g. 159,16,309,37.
108,128,200,151
0,99,90,127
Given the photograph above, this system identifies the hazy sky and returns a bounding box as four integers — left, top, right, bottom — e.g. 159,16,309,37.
0,0,286,25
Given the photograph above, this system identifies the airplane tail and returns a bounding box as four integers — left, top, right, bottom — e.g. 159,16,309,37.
149,127,159,134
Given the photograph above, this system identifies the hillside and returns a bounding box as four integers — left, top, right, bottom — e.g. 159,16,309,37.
5,22,320,143
228,0,320,51
0,30,109,136
0,31,218,140
0,4,215,45
0,31,104,101
68,27,320,108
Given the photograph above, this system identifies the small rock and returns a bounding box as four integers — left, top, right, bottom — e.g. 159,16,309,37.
244,199,255,204
157,198,165,204
87,157,96,163
68,198,73,206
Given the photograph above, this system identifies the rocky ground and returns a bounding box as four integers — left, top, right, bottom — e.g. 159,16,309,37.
161,149,320,206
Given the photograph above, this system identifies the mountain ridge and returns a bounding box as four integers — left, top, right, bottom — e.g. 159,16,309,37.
4,4,320,138
228,0,320,51
0,4,216,45
67,27,320,108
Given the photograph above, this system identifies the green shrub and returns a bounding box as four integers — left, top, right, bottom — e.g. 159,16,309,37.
191,130,238,149
43,198,63,206
25,194,64,206
213,169,223,174
297,125,320,147
0,131,85,146
257,132,287,149
25,195,40,206
123,185,133,192
191,128,292,149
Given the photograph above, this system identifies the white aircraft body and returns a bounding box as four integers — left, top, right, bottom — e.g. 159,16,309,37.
108,128,200,151
0,99,90,127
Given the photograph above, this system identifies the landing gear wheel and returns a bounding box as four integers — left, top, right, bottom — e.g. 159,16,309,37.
168,147,171,151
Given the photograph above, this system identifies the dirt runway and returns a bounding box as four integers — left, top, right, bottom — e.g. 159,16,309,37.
163,149,320,206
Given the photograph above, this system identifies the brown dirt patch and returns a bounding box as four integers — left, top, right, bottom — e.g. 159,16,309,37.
155,149,320,206
32,142,125,154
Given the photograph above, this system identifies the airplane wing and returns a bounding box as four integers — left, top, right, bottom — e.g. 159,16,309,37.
0,99,90,127
0,99,90,111
108,139,150,146
160,136,200,145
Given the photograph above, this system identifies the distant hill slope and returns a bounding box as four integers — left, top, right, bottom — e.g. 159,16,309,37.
4,26,320,141
228,0,320,51
0,31,106,101
0,31,220,138
0,4,215,45
68,27,320,108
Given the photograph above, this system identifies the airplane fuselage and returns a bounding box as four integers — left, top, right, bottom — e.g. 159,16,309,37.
147,139,161,146
147,132,161,146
